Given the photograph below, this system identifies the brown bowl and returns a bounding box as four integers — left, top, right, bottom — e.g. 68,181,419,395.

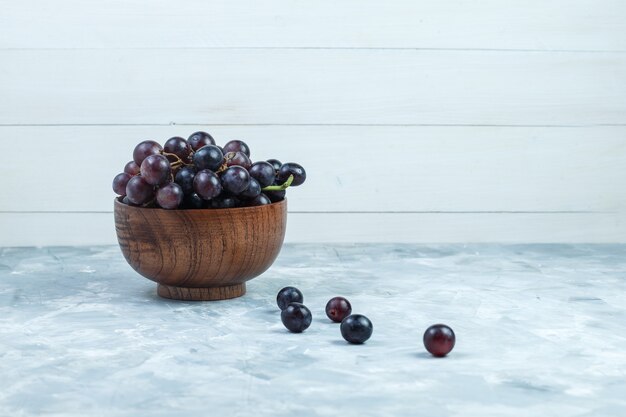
114,198,287,301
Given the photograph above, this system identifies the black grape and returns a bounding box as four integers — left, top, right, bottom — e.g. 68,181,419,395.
210,196,239,209
193,169,222,200
220,166,250,195
182,193,205,209
247,193,271,206
175,166,196,195
126,176,154,205
140,154,171,186
112,172,131,196
124,161,140,176
156,183,184,209
239,178,261,200
133,140,162,165
265,189,286,203
225,151,252,170
223,140,250,157
193,145,224,171
267,159,282,172
164,136,192,162
188,131,215,151
277,162,306,186
249,161,275,187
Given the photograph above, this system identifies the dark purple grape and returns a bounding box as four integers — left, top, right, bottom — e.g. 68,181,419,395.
133,140,162,165
276,286,303,310
225,151,252,170
277,162,306,186
247,193,271,206
267,159,282,172
122,196,131,205
140,154,171,186
156,183,184,209
249,161,275,187
174,166,196,195
423,324,455,357
281,303,312,333
325,297,352,323
193,145,223,171
220,166,250,195
182,193,205,209
124,161,140,176
222,140,250,157
239,178,261,200
188,131,215,151
112,172,132,196
193,169,222,200
210,196,239,209
126,176,154,205
265,189,286,203
164,136,192,163
340,314,373,344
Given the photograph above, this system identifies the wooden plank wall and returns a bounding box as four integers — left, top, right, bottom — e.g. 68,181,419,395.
1,1,625,245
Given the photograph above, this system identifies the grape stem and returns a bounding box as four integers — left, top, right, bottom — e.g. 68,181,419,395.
161,151,191,168
216,163,228,174
262,175,293,191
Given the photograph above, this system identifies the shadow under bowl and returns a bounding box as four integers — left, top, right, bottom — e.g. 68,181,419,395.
114,197,287,301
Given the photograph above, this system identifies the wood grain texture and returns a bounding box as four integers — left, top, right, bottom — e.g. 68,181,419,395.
1,0,625,51
1,49,624,125
2,211,624,247
114,198,287,300
2,125,625,213
157,283,246,301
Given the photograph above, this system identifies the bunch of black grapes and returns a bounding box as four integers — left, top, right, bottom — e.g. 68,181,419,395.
112,132,306,209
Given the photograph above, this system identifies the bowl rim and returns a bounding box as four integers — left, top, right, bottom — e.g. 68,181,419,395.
114,195,287,213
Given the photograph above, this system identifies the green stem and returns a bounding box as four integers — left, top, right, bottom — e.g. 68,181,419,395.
262,175,293,191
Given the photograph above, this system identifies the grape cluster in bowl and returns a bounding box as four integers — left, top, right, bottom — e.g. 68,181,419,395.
112,132,306,209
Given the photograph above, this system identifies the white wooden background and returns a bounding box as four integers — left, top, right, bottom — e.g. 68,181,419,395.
1,1,625,246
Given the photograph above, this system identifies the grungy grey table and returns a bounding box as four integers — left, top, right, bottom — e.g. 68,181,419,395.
1,244,625,417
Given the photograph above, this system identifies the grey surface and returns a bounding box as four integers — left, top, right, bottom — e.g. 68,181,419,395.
1,244,625,417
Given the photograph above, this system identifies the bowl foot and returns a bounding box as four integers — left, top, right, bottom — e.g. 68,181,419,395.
157,283,246,301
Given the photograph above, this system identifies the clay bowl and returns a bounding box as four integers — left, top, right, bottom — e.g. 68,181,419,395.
114,198,287,301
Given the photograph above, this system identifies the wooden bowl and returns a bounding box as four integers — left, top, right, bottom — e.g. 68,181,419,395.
114,198,287,301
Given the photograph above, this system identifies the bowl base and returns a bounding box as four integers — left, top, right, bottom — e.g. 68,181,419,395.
157,283,246,301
